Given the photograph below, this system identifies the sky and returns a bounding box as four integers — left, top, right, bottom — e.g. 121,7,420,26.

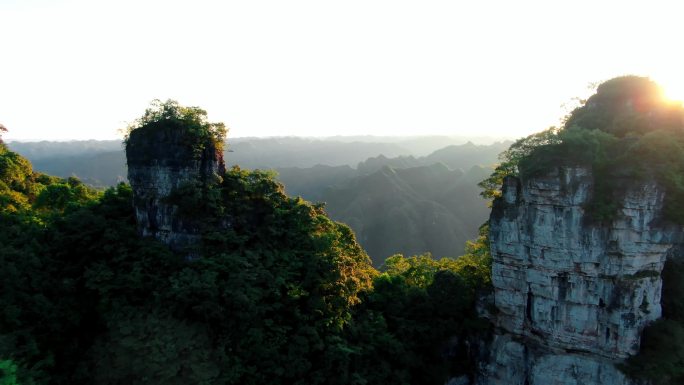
1,0,683,142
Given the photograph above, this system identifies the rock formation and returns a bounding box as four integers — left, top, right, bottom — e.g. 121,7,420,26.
477,166,683,385
126,122,225,252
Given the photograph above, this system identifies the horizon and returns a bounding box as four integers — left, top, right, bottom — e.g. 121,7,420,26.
1,1,682,142
4,133,512,144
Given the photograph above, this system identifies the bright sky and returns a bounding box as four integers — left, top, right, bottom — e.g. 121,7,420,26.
1,0,683,141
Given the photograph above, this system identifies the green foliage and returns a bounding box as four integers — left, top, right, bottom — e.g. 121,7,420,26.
624,257,684,383
478,127,561,200
2,158,392,384
0,124,6,145
456,224,493,289
355,227,492,384
125,99,227,155
381,225,491,291
624,319,684,384
1,105,495,384
351,245,491,384
33,181,96,212
564,76,683,137
0,359,19,385
90,311,221,384
0,148,34,212
1,182,181,384
0,146,96,215
480,76,684,223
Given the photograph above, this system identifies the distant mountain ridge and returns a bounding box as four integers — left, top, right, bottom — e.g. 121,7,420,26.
356,141,510,174
314,164,491,264
8,136,509,186
272,141,507,263
8,139,123,160
225,137,411,169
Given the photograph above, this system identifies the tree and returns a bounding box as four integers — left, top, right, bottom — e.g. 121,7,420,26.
125,99,227,154
0,124,7,145
478,127,561,200
564,76,683,137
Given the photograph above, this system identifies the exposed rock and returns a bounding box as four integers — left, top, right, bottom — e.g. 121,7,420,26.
477,166,683,385
126,123,225,252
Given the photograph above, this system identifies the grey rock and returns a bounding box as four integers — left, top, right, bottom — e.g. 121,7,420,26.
477,166,682,385
126,124,225,253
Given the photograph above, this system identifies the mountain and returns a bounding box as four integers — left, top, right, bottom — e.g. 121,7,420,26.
30,151,127,187
8,136,510,179
225,137,412,169
275,164,357,202
7,139,122,159
319,164,491,264
356,141,511,174
318,134,505,155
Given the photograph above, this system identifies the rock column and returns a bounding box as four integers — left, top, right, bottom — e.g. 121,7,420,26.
126,123,225,252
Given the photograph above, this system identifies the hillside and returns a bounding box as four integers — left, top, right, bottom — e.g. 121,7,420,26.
319,164,491,264
0,104,491,384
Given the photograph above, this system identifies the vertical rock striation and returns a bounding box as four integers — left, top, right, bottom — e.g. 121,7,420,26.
477,166,683,385
126,123,225,252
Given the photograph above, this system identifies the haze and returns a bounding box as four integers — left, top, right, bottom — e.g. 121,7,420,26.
1,0,682,141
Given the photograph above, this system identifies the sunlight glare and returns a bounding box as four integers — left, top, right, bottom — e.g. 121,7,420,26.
659,76,684,103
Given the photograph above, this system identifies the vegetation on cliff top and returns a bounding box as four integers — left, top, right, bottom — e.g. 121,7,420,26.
124,99,228,161
480,76,684,222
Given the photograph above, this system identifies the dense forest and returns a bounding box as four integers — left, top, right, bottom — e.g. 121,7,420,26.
0,103,492,384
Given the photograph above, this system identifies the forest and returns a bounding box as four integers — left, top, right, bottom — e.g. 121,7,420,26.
0,104,492,384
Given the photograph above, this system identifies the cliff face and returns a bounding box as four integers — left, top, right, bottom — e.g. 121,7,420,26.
478,166,683,385
126,123,225,252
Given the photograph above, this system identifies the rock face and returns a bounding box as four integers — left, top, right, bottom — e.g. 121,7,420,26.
126,123,225,252
477,166,683,385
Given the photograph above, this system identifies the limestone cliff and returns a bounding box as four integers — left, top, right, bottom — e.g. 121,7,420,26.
126,122,225,252
477,166,683,385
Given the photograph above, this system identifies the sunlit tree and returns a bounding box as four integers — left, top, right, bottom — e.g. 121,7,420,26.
0,124,7,145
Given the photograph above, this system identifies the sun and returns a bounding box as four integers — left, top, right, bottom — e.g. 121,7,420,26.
658,76,684,104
